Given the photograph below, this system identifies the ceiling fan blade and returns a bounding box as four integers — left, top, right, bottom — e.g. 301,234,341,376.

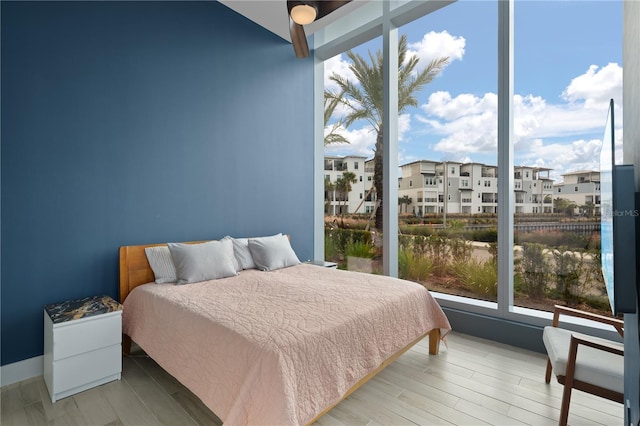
316,0,352,20
287,0,352,58
289,18,310,58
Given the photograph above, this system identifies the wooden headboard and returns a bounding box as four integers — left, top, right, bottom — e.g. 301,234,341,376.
119,241,207,303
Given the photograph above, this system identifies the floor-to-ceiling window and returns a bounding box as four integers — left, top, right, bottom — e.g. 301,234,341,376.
316,0,622,322
512,0,622,315
323,36,386,274
395,1,499,304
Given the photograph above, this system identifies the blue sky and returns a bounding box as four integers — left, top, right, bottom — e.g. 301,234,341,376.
324,0,623,182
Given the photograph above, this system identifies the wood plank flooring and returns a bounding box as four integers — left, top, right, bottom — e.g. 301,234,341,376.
1,332,623,425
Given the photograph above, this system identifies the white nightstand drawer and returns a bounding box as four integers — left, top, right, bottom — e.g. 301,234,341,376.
52,344,121,394
53,312,121,360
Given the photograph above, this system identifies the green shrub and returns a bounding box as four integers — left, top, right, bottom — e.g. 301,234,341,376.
515,230,597,250
471,228,498,242
399,225,433,237
519,243,549,297
324,235,339,262
345,240,375,258
398,249,433,282
551,247,584,303
325,228,372,257
584,250,606,295
448,237,473,263
452,259,498,298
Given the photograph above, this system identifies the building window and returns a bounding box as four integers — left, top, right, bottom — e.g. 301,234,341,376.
359,176,363,182
354,162,359,170
368,176,372,181
409,180,413,187
575,186,579,191
450,166,455,174
360,193,363,199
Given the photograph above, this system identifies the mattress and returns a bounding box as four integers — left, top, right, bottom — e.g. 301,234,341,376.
122,263,451,425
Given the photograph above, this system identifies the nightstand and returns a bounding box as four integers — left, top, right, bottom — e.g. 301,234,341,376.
306,260,338,268
43,295,122,403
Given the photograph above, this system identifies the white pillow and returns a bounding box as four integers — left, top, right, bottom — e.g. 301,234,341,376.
168,240,237,284
222,236,242,272
144,246,177,283
227,234,282,270
248,234,300,271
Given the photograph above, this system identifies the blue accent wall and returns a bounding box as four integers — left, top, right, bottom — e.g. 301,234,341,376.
1,1,315,365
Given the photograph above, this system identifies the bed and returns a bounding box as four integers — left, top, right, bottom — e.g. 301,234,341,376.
119,239,451,425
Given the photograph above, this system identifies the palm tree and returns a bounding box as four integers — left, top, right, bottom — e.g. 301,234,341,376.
398,195,413,214
326,34,449,230
335,171,358,226
324,91,350,145
324,179,335,215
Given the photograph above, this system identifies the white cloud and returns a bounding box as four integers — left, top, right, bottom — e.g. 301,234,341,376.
323,54,355,93
413,63,623,177
418,92,498,154
515,138,603,182
407,31,466,71
324,125,377,158
562,63,622,109
325,30,465,94
398,113,411,142
324,113,413,159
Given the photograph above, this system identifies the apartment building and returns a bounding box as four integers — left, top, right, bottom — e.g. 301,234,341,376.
324,156,376,215
553,170,601,214
514,166,554,213
398,160,554,215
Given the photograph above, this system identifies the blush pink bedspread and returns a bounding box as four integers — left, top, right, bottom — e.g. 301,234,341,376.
122,264,451,425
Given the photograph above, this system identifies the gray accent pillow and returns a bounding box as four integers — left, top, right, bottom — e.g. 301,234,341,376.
144,246,177,284
222,236,242,272
228,234,282,270
168,240,237,284
231,237,257,270
248,234,300,271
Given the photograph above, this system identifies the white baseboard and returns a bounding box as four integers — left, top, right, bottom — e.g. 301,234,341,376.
1,355,43,387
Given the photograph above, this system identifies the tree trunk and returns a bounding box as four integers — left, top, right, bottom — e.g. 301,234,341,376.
374,128,384,231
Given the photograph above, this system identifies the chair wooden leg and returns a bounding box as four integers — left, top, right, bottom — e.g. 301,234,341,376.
545,357,552,383
559,383,572,426
559,336,579,426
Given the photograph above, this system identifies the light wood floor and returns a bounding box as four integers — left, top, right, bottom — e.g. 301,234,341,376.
1,332,623,426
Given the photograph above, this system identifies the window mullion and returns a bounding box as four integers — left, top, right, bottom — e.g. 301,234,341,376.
382,6,399,277
497,0,514,315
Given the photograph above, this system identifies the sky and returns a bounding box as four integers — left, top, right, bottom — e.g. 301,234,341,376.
323,0,623,183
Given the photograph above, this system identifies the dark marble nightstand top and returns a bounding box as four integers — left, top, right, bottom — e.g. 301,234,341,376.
45,295,122,324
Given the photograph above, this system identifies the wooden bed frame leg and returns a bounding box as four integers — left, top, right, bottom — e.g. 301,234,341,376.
428,328,441,355
122,334,132,355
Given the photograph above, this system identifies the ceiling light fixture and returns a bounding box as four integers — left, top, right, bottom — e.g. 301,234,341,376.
290,3,317,25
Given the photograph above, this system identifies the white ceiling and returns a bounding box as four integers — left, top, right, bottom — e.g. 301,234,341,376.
218,0,369,43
